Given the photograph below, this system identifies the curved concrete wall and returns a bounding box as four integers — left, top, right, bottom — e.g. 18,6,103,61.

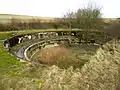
24,36,73,61
2,30,114,62
3,30,109,49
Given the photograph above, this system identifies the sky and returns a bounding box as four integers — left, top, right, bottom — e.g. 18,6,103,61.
0,0,120,18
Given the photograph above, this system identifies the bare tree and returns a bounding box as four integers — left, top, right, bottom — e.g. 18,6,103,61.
75,3,103,30
75,3,104,41
63,10,75,29
63,3,104,31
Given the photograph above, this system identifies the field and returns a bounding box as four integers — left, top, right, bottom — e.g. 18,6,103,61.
0,14,117,24
0,29,120,90
0,13,120,89
0,14,55,23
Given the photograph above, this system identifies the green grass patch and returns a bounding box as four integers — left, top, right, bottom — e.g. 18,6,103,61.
0,29,102,40
0,33,13,40
0,42,22,74
0,29,118,90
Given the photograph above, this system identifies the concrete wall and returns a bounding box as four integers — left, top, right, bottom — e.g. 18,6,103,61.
24,37,73,61
2,30,113,62
3,31,108,49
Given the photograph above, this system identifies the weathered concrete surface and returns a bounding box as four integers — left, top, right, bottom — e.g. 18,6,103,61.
43,43,59,49
14,42,34,60
16,46,25,59
4,30,106,62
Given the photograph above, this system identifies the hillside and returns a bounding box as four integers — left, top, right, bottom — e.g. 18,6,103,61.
0,14,55,23
0,14,118,23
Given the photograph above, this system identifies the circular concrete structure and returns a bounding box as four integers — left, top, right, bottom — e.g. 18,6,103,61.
2,30,113,67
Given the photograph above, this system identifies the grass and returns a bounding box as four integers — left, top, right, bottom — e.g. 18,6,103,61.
0,29,120,90
0,14,55,19
0,29,59,40
33,45,98,69
0,40,120,90
0,29,85,73
0,33,13,40
0,14,117,24
0,28,103,40
0,42,22,74
1,38,120,90
0,14,55,24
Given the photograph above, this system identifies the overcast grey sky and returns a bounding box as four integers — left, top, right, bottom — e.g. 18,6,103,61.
0,0,120,18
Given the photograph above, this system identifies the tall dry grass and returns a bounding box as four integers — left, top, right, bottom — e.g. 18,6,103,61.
1,39,120,90
39,39,120,90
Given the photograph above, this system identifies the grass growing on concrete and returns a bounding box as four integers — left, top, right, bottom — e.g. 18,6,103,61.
0,30,120,90
0,39,120,90
0,29,81,40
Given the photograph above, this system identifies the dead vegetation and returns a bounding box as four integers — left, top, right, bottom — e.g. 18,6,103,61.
1,39,120,90
32,45,97,69
38,39,120,90
37,46,68,65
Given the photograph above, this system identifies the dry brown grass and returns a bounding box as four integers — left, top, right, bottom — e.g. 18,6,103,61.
33,45,93,69
37,46,68,65
1,39,120,90
38,39,120,90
